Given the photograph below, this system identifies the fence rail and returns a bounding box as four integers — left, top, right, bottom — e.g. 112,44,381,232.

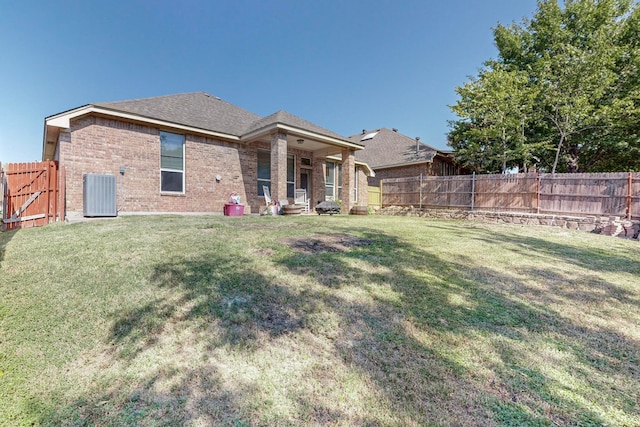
381,172,640,220
2,161,64,230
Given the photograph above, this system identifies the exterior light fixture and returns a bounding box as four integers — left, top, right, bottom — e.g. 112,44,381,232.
297,139,304,145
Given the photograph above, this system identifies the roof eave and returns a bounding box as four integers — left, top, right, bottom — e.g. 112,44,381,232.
43,105,241,151
42,105,245,160
241,123,363,151
370,159,433,170
326,155,375,177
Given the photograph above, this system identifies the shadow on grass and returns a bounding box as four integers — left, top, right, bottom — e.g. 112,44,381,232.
35,220,639,426
471,226,640,277
277,225,639,425
0,226,17,268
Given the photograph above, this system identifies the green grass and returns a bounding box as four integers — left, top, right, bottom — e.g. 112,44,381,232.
0,215,638,426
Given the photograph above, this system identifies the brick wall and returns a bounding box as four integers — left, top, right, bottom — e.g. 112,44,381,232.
356,167,369,206
59,116,258,216
369,163,429,187
368,157,463,187
58,115,337,217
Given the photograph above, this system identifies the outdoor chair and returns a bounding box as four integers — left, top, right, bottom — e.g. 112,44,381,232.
263,185,272,205
294,188,310,213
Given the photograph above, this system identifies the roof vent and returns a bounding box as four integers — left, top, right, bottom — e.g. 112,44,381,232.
362,129,366,134
392,128,398,132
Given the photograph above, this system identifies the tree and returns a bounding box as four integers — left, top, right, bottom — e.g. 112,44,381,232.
448,0,640,173
449,66,542,173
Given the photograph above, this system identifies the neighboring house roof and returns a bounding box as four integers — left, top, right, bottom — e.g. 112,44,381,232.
349,127,444,169
43,92,363,160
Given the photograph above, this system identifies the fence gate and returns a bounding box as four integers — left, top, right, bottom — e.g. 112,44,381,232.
368,185,381,208
2,161,62,231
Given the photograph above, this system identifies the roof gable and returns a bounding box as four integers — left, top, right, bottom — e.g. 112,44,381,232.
243,110,349,142
350,128,439,169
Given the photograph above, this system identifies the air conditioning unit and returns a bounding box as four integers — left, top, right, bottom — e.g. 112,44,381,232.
83,174,117,217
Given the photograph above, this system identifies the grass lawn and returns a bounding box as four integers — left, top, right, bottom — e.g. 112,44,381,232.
0,214,638,426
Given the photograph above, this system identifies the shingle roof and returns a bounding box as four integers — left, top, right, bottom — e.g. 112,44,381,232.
243,110,349,141
349,128,439,169
95,92,262,136
93,93,354,145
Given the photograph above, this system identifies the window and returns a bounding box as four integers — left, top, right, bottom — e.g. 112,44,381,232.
325,162,335,200
337,163,343,200
257,149,295,198
160,131,185,193
257,150,270,196
326,161,357,202
353,167,358,202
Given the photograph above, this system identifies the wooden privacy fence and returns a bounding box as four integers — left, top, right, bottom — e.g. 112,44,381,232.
2,161,65,230
368,186,381,208
381,172,640,220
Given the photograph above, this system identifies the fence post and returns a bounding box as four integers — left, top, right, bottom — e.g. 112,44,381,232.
471,172,475,211
419,173,423,210
536,172,541,214
627,172,632,220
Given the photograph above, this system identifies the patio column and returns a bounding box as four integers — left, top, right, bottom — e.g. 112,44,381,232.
312,154,326,206
271,131,288,202
341,148,355,214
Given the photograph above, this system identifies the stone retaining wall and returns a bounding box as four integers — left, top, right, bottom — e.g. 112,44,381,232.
377,206,640,240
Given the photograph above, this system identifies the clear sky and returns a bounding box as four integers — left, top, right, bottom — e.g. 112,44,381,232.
0,0,538,164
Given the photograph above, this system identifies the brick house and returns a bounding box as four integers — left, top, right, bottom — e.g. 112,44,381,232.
42,92,374,218
348,128,466,187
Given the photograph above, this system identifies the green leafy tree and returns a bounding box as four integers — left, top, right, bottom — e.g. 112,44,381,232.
449,0,640,173
449,66,541,173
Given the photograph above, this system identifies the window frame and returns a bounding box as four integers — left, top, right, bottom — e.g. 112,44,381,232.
257,149,271,197
353,166,358,202
326,161,358,202
160,131,185,194
257,149,295,199
325,161,335,201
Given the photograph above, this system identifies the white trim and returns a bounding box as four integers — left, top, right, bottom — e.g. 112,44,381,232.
46,105,240,141
242,123,363,151
326,155,375,177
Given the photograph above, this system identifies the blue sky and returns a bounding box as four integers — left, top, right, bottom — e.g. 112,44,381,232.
0,0,538,163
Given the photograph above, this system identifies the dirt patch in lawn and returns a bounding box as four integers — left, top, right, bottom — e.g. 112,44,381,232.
283,233,374,254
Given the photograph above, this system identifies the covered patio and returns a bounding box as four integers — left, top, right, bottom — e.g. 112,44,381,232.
241,110,370,214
